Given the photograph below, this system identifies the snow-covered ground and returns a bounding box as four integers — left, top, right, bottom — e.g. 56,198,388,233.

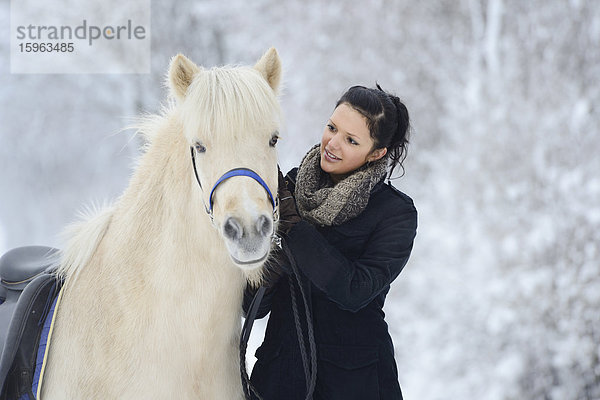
2,1,599,399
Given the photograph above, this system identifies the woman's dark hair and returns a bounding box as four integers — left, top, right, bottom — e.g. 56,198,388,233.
336,84,411,178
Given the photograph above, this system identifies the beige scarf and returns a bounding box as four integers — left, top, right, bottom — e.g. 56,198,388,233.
294,144,388,226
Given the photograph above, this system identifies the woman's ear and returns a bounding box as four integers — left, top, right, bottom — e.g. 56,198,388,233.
367,147,387,162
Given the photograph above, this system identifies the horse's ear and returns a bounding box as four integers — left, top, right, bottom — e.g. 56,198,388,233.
254,47,282,93
168,54,201,101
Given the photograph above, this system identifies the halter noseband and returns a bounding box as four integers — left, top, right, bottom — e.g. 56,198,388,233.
190,147,279,229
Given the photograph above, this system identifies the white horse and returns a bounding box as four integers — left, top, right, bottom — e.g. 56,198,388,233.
41,48,282,399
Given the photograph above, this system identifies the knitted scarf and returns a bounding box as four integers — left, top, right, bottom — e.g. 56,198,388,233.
294,144,388,226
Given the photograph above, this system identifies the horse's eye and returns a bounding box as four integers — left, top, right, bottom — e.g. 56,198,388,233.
269,134,279,147
195,142,206,153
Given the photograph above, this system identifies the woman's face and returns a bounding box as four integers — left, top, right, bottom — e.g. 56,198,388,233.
320,103,386,183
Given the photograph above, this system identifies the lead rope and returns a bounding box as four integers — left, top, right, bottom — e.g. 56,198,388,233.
284,241,317,400
288,274,310,386
239,240,317,400
240,286,267,400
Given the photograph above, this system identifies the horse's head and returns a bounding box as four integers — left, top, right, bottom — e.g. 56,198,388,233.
168,48,282,272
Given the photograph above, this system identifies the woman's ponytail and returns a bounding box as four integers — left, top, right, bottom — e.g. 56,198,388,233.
387,94,411,178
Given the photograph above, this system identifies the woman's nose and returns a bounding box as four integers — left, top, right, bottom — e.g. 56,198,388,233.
327,132,341,149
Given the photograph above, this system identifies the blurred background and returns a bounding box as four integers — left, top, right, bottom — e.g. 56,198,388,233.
1,0,599,398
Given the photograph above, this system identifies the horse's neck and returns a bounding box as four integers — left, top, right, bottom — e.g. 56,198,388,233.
101,121,241,291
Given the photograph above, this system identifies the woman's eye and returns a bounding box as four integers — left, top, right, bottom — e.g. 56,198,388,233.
269,135,279,147
195,142,206,153
327,124,336,132
348,137,358,145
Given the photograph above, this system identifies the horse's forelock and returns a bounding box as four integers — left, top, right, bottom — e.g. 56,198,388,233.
182,66,282,139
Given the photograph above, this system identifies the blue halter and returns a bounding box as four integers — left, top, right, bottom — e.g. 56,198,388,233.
208,168,277,213
190,147,278,220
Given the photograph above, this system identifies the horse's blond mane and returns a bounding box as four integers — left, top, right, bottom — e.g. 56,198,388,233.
56,203,113,283
55,106,173,283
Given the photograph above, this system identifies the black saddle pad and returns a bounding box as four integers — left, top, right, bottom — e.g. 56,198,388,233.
0,247,61,400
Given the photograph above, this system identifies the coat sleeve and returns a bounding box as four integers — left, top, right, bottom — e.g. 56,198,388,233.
285,206,417,313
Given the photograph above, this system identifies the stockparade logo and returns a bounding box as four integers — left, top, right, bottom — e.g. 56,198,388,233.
10,0,151,74
16,19,146,47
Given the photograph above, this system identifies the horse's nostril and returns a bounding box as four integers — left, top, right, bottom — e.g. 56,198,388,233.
223,217,243,241
256,215,272,237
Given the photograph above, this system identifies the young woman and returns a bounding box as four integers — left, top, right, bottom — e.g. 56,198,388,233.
245,85,417,400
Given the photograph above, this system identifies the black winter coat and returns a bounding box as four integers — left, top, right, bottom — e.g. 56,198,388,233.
245,169,417,400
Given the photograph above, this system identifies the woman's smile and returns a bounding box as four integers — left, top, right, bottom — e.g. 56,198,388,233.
324,148,341,162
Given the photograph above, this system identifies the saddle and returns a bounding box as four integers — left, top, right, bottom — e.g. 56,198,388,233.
0,246,62,400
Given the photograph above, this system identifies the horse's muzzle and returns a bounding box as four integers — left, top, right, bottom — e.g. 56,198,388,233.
222,214,274,268
223,215,272,242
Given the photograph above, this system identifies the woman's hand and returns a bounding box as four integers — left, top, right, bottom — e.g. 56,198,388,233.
276,167,301,237
259,167,301,282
